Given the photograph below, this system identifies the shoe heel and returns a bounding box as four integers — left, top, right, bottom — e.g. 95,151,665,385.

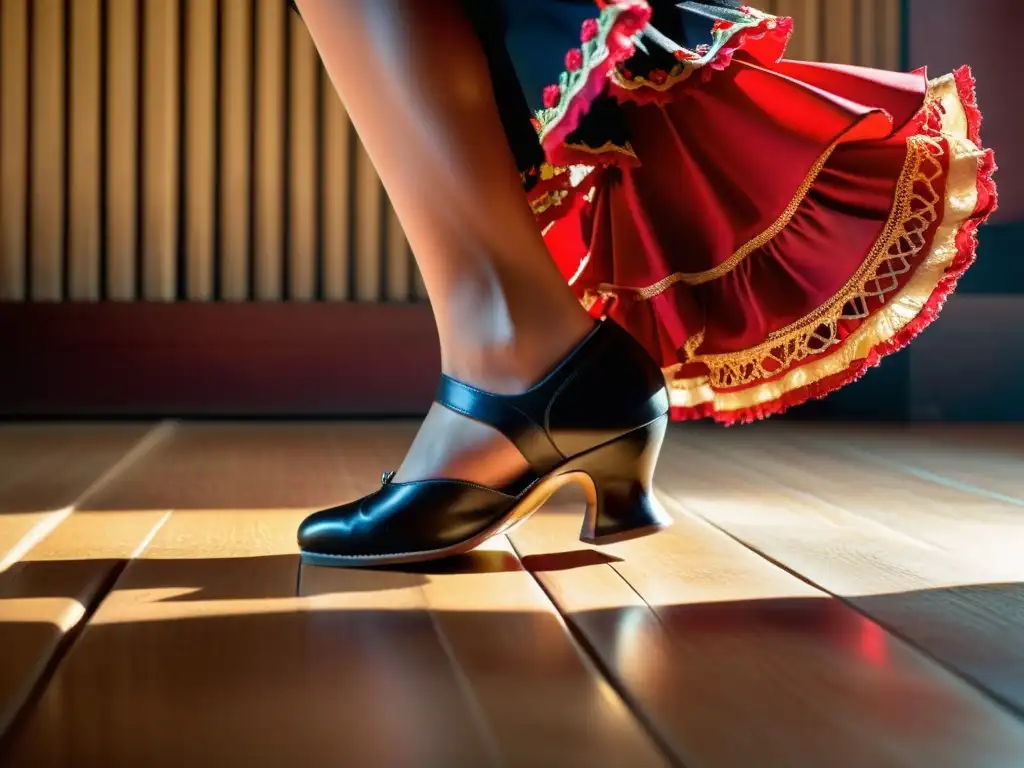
575,414,672,545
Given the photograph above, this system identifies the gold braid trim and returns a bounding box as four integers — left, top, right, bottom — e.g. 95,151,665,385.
597,139,840,302
564,140,638,160
692,133,939,388
667,72,984,411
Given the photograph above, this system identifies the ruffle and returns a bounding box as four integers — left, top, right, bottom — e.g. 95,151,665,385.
610,9,793,106
528,1,797,226
616,66,995,424
534,1,653,167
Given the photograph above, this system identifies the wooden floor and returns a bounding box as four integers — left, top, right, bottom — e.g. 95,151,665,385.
1,421,1023,767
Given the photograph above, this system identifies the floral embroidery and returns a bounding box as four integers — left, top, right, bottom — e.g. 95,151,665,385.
565,48,583,72
533,1,651,167
543,84,562,109
611,12,791,95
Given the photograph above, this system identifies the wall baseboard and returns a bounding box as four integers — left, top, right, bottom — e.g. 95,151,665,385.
1,303,440,417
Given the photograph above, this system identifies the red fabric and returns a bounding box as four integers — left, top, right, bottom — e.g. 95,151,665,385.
535,55,997,424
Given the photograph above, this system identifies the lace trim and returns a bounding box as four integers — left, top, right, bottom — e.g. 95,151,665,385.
664,69,991,418
691,133,940,388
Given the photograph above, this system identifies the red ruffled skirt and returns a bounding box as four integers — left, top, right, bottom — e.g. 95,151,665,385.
506,1,997,424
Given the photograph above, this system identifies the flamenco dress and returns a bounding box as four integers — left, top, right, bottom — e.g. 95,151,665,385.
470,0,997,424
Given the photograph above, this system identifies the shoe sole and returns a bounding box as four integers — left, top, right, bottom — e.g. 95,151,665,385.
299,421,673,569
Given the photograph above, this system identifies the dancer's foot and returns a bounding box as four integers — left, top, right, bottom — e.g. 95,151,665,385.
299,319,673,567
391,313,597,488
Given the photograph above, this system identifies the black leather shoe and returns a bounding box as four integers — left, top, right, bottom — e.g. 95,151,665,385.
298,319,672,567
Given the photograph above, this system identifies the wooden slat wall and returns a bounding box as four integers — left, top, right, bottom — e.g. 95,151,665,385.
0,0,901,304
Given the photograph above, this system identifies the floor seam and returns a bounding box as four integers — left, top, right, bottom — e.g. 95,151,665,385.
660,493,1024,723
507,532,689,768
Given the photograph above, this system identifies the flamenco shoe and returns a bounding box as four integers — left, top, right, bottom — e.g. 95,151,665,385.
298,319,673,567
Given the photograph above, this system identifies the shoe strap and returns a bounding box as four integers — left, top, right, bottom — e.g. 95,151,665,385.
434,375,566,474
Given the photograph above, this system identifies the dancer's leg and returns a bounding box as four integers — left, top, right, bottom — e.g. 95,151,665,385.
294,0,595,486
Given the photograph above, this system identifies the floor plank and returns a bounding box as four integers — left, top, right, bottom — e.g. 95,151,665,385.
0,423,157,570
304,534,668,768
7,423,665,767
0,422,170,735
0,510,167,737
804,425,1024,505
659,427,1024,717
510,501,1024,767
79,421,415,511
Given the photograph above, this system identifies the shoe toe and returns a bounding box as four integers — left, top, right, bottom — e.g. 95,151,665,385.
297,503,358,555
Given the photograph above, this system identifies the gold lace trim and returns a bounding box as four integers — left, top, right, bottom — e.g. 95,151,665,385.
692,133,940,388
666,72,984,412
594,139,840,302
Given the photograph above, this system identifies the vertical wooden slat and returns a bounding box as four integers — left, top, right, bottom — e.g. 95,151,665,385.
385,203,410,302
878,0,902,71
0,0,30,300
219,0,253,301
105,0,139,301
288,17,319,301
29,0,65,301
776,0,821,62
253,0,286,301
141,0,180,301
823,0,855,65
353,141,383,302
68,0,103,300
184,0,217,301
321,78,351,301
856,0,877,67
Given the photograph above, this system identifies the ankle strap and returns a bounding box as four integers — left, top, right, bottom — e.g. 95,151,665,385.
434,376,565,474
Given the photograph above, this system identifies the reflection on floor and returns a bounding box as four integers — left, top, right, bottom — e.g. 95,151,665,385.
1,420,1023,767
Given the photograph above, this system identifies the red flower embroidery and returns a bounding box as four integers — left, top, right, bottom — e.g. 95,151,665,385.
565,48,583,72
543,84,562,109
673,49,699,61
530,117,542,131
739,5,753,13
580,18,599,43
648,69,668,85
695,43,711,55
712,19,735,32
620,66,634,80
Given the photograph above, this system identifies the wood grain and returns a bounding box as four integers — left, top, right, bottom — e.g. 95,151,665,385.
0,0,29,300
0,509,168,739
67,0,103,300
6,422,663,766
29,0,65,301
660,426,1024,715
184,0,218,301
0,423,168,737
0,424,157,515
511,501,1024,767
0,422,155,571
219,0,253,301
253,0,288,302
105,0,140,301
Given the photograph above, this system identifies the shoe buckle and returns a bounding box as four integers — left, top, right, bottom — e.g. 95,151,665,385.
381,470,396,486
